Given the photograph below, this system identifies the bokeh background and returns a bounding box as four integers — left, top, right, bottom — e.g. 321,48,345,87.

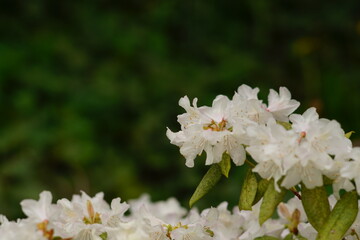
1,1,360,219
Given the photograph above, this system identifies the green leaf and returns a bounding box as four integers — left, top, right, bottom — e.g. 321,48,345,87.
297,236,308,240
323,175,333,185
283,233,308,240
345,131,355,139
239,168,258,210
100,232,108,240
253,178,270,205
284,234,294,240
218,153,231,178
284,233,309,240
301,184,330,232
316,191,358,240
189,164,222,208
254,236,280,240
277,121,292,130
259,179,286,225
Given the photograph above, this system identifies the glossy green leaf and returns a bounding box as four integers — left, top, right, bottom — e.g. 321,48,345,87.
259,179,286,225
345,131,355,139
239,168,258,210
253,178,270,205
301,184,330,232
189,164,222,208
218,153,231,178
316,191,358,240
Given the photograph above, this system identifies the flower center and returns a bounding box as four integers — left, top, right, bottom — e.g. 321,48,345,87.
37,220,54,240
203,118,228,131
83,200,102,225
163,223,214,239
297,131,306,143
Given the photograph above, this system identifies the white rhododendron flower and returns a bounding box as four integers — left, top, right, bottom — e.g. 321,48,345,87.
0,190,319,239
340,147,360,195
246,106,352,190
267,87,300,122
0,219,46,240
168,84,355,192
20,191,57,224
59,192,129,239
129,194,187,225
167,94,246,167
231,85,272,127
167,84,300,168
246,118,298,189
283,108,351,189
323,152,355,199
237,200,283,240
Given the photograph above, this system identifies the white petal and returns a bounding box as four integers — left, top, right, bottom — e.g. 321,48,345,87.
267,87,300,121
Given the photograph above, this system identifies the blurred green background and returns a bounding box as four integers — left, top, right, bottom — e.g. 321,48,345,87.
1,1,360,219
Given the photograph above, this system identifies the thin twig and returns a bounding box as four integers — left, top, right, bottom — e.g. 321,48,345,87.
290,187,302,200
245,159,255,168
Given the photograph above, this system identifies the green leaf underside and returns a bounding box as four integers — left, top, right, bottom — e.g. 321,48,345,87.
316,191,358,240
239,168,258,210
301,184,331,232
259,179,286,225
253,178,270,206
218,153,231,178
253,178,270,205
189,164,222,208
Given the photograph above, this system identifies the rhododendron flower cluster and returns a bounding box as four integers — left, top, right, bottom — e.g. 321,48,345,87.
167,84,356,193
167,85,300,168
165,85,360,240
2,191,360,240
2,85,360,240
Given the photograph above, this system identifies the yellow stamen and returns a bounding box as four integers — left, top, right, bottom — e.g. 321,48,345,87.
203,119,228,131
83,200,102,224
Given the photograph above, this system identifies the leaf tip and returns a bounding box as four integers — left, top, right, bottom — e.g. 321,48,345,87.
345,131,355,139
189,198,195,208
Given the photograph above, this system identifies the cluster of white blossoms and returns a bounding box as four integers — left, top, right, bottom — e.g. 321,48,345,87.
2,191,360,240
167,84,359,194
2,85,359,239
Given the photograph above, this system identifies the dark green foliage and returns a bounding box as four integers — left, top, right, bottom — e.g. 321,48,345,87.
0,0,359,219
